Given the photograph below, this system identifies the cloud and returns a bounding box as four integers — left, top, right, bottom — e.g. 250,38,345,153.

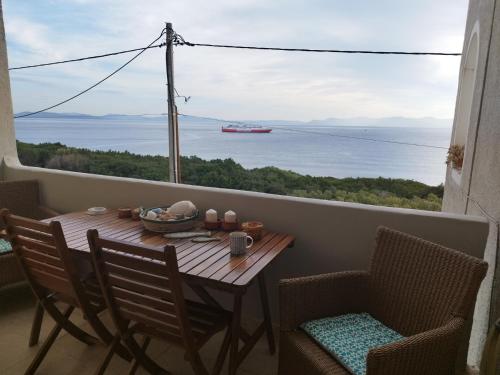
3,0,468,119
5,17,59,58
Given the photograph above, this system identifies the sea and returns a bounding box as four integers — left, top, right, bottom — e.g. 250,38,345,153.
14,116,452,186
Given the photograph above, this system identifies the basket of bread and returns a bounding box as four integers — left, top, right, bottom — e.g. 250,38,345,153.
140,201,199,233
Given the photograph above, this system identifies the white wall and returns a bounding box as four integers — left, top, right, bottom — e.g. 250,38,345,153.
0,1,16,178
443,0,500,367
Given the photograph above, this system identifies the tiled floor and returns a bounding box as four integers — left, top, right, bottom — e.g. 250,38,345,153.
0,283,278,375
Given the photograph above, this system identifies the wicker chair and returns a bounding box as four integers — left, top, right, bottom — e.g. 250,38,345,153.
0,179,58,288
278,226,488,375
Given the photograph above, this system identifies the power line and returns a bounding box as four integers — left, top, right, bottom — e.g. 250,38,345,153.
178,113,448,150
8,43,166,71
8,33,461,72
271,125,448,150
174,35,461,56
14,29,166,119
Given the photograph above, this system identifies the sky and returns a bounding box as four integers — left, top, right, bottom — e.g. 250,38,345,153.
3,0,469,121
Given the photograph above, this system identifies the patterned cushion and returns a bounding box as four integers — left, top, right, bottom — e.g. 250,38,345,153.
300,313,404,375
0,238,12,254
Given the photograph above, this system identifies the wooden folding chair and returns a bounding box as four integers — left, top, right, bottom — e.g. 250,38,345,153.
0,209,130,374
87,229,232,375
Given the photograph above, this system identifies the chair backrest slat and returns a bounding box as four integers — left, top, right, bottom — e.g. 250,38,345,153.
17,246,64,268
120,309,182,337
15,236,60,258
11,225,56,246
7,215,53,234
106,263,171,290
29,267,75,297
88,229,193,344
108,274,173,301
110,286,177,315
115,297,181,328
97,237,166,261
101,250,167,276
23,257,68,279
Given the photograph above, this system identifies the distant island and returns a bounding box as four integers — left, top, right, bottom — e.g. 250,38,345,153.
17,141,444,211
14,111,167,121
14,111,453,128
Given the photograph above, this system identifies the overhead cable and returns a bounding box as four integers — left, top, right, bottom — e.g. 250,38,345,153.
9,43,166,71
10,29,461,72
173,34,461,56
14,29,166,119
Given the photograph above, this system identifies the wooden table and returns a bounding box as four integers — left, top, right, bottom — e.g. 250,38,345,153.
45,210,295,374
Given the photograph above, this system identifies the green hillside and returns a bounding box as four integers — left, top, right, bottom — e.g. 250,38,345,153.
17,141,443,211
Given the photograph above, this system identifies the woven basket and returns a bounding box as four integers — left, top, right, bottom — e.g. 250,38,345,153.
140,207,199,233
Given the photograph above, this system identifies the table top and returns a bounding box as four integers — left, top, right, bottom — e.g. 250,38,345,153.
45,210,294,290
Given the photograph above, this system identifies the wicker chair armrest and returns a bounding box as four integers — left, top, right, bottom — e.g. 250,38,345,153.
366,317,465,375
279,271,369,331
37,205,60,219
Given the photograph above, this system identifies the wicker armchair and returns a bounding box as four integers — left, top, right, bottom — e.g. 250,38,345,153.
0,179,59,288
278,226,488,375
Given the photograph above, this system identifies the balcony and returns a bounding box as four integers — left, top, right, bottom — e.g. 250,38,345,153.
1,1,497,372
0,159,492,374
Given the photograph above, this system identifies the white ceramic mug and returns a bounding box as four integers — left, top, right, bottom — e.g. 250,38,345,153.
229,231,253,255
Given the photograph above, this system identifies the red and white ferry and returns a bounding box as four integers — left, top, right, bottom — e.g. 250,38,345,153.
221,124,272,134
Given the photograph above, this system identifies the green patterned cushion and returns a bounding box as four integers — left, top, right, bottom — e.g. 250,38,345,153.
0,238,12,254
300,313,404,375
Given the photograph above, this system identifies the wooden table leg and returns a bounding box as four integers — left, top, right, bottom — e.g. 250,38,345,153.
258,273,276,355
229,294,243,375
185,279,274,373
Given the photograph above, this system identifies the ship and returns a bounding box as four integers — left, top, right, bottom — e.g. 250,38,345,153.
221,124,272,133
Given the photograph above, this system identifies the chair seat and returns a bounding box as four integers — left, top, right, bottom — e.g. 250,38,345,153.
0,238,12,254
133,300,230,349
300,313,404,375
280,331,351,375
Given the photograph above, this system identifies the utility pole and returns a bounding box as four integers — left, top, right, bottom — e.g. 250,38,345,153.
166,22,181,183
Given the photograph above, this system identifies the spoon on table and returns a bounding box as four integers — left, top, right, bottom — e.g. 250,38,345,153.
191,237,222,243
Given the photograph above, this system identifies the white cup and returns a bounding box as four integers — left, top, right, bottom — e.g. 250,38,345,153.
229,231,253,255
